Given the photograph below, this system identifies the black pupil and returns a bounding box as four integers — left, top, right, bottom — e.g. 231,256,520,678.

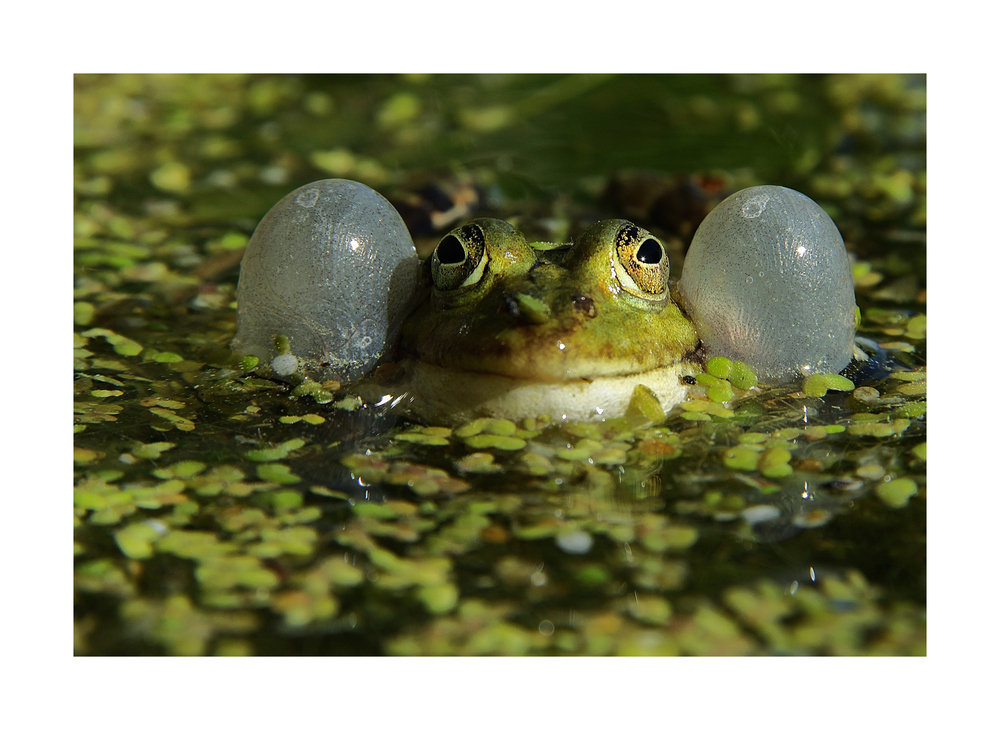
436,234,466,264
636,238,662,264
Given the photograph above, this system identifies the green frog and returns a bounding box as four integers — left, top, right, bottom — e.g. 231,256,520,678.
395,218,701,424
232,179,860,425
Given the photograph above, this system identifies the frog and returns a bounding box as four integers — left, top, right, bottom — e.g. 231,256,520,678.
393,217,702,424
232,178,862,425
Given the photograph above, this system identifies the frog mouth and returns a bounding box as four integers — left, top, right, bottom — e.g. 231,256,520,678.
405,332,692,383
401,288,700,383
401,360,700,424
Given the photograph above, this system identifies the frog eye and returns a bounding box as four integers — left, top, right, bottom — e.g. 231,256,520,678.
613,224,668,300
431,223,488,291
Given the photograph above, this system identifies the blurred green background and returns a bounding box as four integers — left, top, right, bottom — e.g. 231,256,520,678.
74,73,925,230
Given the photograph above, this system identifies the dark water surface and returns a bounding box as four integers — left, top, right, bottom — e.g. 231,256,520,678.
73,74,925,655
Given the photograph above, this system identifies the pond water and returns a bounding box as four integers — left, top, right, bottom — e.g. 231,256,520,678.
73,74,925,656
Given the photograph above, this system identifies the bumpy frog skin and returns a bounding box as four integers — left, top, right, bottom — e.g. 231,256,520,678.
396,218,701,423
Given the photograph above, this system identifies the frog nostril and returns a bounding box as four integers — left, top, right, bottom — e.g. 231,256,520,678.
572,294,597,318
505,295,519,317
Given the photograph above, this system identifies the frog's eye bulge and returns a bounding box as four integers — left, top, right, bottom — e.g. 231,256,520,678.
431,223,488,291
429,218,536,300
613,224,669,300
567,219,671,307
678,185,857,384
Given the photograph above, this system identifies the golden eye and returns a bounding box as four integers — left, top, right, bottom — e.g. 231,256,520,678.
614,224,668,300
431,223,488,291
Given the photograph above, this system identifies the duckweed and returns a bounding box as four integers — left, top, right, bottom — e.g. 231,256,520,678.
626,385,666,423
627,595,673,626
75,559,135,599
454,452,503,474
244,438,306,462
847,418,911,438
556,438,604,461
704,356,758,390
75,74,924,657
728,360,758,390
395,426,452,446
255,463,301,485
152,461,205,479
894,381,926,396
724,446,760,471
342,454,471,497
151,351,184,363
905,314,926,339
759,447,793,478
114,521,165,559
454,417,517,438
273,590,339,628
875,478,919,508
273,335,291,355
890,370,926,382
852,261,883,288
82,328,144,357
74,301,96,325
512,293,552,323
90,389,124,398
463,434,527,451
119,595,257,656
679,400,734,419
195,555,281,590
131,442,176,460
417,583,460,614
707,381,735,403
705,356,732,379
803,372,856,397
638,524,699,552
248,525,318,557
74,447,100,463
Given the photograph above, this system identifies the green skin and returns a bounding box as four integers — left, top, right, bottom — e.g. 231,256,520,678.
399,218,700,384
